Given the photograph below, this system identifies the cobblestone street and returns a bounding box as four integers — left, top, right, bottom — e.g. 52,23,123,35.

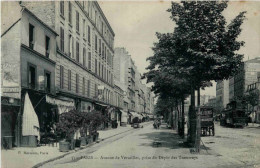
39,123,260,168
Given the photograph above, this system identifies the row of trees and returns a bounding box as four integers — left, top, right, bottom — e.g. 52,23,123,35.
143,1,246,146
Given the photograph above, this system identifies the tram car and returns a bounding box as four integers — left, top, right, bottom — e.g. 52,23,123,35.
220,101,247,128
200,106,215,136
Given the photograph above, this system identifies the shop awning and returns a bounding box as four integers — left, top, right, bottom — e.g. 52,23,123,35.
120,110,128,116
95,102,108,107
22,92,40,140
120,110,128,122
46,95,75,114
130,112,143,119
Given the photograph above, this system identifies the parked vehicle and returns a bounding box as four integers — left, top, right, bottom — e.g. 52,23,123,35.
220,101,247,128
199,106,215,136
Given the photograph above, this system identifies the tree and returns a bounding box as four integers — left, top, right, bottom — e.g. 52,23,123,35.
144,1,246,146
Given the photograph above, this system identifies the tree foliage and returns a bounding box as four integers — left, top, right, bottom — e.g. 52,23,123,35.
144,1,246,143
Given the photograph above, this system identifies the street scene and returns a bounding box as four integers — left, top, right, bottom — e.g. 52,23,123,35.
1,1,260,168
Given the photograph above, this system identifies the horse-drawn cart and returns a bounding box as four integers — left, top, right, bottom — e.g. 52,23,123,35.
200,106,214,136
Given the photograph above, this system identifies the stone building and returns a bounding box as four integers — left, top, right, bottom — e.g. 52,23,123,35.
114,47,155,121
245,73,260,123
1,2,60,147
229,76,235,101
22,1,115,112
216,80,229,110
233,57,260,99
114,48,137,113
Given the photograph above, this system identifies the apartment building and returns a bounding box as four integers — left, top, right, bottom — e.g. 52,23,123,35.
229,76,235,101
1,2,60,147
114,47,155,117
23,1,115,111
233,57,260,99
216,80,229,110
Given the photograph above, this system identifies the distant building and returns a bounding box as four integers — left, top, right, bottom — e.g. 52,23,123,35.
206,97,216,109
114,47,155,115
245,73,260,123
229,76,235,101
233,57,260,99
216,80,229,110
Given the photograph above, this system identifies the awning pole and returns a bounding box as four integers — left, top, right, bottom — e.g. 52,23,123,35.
33,95,46,109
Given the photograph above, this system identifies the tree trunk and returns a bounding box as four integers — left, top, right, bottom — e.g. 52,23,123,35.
197,86,200,107
188,85,196,144
182,97,185,139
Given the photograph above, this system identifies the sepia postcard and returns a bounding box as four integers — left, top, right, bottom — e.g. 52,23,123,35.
1,0,260,168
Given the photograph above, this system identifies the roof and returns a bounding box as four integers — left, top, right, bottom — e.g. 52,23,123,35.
244,57,260,64
95,1,115,36
23,7,58,36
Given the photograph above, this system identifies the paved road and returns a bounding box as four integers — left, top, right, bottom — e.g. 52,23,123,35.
41,123,260,168
202,122,260,168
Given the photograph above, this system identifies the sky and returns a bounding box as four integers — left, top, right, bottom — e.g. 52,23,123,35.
99,1,260,97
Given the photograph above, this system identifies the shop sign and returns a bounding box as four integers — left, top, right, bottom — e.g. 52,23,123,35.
2,63,19,87
1,87,20,99
46,95,74,107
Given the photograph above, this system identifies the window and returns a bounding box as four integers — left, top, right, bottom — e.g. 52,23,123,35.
82,77,85,95
107,69,108,82
95,11,97,25
83,19,85,37
88,26,91,43
68,34,72,57
68,69,71,91
45,36,50,58
102,43,104,57
101,65,103,79
60,27,64,52
99,62,101,77
76,74,79,93
99,39,101,55
45,71,51,92
28,64,36,89
83,48,86,67
87,80,90,97
102,22,104,35
60,1,64,16
68,2,72,24
95,84,98,97
88,52,91,70
104,47,106,59
29,24,34,49
60,65,64,89
95,35,97,51
104,67,106,81
76,11,79,32
95,59,97,74
76,41,79,62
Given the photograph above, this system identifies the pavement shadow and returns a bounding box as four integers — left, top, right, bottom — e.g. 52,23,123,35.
138,126,185,149
138,125,213,155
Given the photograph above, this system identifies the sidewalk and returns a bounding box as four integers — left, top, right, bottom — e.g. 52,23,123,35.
1,122,152,168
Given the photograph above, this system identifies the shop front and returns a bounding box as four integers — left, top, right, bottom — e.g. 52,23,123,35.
1,97,20,149
120,110,128,126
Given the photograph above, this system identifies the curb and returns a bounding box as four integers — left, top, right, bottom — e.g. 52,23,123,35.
32,122,152,168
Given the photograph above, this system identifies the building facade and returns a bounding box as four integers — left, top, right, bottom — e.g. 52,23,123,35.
229,76,235,101
233,57,260,99
1,2,60,147
114,47,155,117
23,1,115,112
216,80,229,110
245,73,260,123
